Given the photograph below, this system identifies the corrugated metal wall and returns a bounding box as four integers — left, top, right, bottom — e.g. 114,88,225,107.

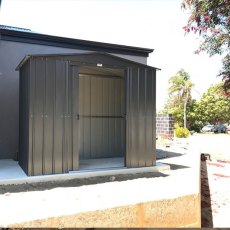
79,74,125,159
18,53,157,176
20,57,79,176
19,62,30,174
126,67,156,167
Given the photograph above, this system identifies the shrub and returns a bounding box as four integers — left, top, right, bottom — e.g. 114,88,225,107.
174,127,190,138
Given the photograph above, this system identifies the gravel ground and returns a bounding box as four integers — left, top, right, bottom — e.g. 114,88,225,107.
201,159,230,228
158,133,230,228
199,134,230,228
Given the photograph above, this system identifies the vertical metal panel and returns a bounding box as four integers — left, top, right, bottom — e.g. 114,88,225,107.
24,62,30,173
63,61,69,173
43,58,55,174
145,69,155,166
66,62,72,171
90,77,99,158
28,59,36,176
79,75,91,158
19,62,30,174
126,67,155,167
71,65,80,170
129,67,139,167
18,65,24,170
33,58,45,175
152,70,157,164
53,60,66,173
138,68,146,166
108,79,115,157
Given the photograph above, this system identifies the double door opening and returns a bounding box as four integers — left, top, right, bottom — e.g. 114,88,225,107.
74,65,126,170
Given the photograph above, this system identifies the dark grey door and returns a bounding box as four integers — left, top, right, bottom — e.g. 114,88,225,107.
79,72,125,159
126,67,156,167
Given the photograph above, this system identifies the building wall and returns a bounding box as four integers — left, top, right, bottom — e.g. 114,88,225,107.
0,39,148,159
156,114,175,138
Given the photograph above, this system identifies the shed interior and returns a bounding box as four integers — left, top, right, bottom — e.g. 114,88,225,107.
78,66,126,169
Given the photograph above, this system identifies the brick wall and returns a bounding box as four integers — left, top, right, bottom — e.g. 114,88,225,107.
156,114,175,138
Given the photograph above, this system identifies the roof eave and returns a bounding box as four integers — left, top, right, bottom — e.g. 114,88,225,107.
0,28,154,57
16,52,161,71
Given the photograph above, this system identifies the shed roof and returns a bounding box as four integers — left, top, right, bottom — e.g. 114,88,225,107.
0,25,153,57
16,52,161,71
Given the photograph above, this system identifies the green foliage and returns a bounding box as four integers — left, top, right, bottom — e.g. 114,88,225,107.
162,82,230,132
182,0,230,95
165,69,194,128
175,127,190,138
196,83,230,124
186,99,205,132
168,69,193,101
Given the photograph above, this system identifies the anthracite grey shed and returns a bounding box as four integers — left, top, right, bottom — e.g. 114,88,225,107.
17,52,158,176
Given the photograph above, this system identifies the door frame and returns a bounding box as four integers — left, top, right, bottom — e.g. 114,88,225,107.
69,61,127,170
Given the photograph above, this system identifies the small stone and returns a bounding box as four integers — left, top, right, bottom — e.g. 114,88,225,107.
109,176,116,181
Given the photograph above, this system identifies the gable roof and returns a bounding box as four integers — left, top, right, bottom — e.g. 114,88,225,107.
0,25,153,57
16,52,161,71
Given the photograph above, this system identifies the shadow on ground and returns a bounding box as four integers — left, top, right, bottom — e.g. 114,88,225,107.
157,148,190,171
156,148,185,160
165,163,190,170
0,171,168,194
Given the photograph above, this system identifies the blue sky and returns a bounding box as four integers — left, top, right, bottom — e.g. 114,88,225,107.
0,0,223,110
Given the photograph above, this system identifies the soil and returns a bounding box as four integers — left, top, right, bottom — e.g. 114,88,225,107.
200,133,230,228
201,158,230,228
0,171,167,195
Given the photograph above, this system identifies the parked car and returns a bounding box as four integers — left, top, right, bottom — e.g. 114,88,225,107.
226,124,230,131
213,124,227,133
202,125,214,132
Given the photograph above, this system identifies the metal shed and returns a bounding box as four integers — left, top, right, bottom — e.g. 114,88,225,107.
17,52,158,176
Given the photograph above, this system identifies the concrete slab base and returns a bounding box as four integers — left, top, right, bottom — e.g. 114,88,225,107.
8,194,200,228
0,159,170,185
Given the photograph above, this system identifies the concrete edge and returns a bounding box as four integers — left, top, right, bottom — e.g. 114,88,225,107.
0,162,170,186
8,194,200,228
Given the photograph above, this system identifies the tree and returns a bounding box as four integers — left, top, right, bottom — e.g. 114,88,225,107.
197,83,230,124
186,99,204,131
167,69,194,128
182,0,230,95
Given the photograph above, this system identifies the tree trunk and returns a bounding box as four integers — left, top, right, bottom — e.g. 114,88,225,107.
184,100,187,128
184,90,188,129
